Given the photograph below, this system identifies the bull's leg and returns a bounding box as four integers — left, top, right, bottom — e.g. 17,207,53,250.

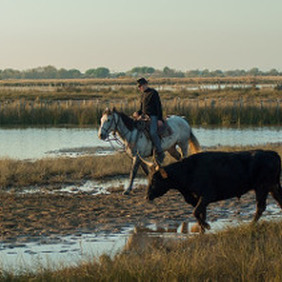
193,197,210,233
123,156,141,195
184,193,198,207
185,194,208,229
200,208,208,224
167,146,182,161
253,188,268,222
270,184,282,209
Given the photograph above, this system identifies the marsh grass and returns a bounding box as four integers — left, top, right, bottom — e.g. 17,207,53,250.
0,95,281,126
0,86,281,126
0,144,281,190
0,153,132,189
2,221,282,281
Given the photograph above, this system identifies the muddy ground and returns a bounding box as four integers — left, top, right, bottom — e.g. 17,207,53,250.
1,182,281,243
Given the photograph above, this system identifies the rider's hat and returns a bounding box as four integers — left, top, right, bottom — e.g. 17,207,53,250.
137,77,148,87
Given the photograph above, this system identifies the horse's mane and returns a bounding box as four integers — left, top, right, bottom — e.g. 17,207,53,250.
117,111,136,131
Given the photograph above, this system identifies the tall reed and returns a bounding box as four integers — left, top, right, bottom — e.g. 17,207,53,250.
0,97,280,126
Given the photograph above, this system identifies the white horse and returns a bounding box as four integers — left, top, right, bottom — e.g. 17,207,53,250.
98,107,201,194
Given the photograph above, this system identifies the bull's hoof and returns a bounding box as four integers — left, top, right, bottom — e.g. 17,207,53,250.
123,189,131,195
191,223,201,233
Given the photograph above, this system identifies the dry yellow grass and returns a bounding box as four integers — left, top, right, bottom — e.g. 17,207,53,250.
0,153,132,189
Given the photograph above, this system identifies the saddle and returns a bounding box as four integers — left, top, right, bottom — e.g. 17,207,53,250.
135,118,173,140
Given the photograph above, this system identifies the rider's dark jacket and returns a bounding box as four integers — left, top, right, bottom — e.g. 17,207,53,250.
137,87,163,120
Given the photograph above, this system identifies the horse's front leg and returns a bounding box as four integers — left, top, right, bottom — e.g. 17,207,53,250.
123,156,141,195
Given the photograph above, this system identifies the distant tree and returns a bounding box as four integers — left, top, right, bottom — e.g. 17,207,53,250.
224,69,246,77
1,68,21,79
42,65,58,79
85,67,110,78
247,67,261,76
210,70,224,77
85,69,96,77
202,69,210,77
162,66,184,77
22,68,41,79
186,69,201,77
95,67,110,78
111,72,126,78
67,69,82,78
267,68,279,76
129,66,155,76
57,68,69,78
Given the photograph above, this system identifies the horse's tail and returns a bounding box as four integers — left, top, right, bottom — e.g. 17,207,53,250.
181,116,202,154
189,130,202,154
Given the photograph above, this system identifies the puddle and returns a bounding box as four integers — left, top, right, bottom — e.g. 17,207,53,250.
46,146,116,158
19,177,148,195
0,228,131,273
61,178,147,195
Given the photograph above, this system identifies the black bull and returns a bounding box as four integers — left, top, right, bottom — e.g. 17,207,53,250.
145,150,282,232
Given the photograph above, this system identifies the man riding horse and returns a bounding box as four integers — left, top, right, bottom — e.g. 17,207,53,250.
133,78,165,164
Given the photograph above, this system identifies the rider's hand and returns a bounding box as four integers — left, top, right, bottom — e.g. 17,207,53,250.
133,112,140,119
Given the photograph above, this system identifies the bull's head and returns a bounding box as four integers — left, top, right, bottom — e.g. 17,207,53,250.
98,107,116,140
138,155,170,202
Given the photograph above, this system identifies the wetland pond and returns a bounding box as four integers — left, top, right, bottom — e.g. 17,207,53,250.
0,126,281,160
0,125,281,272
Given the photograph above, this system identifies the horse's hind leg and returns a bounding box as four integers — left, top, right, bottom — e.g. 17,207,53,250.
178,141,188,158
167,146,182,161
270,184,282,209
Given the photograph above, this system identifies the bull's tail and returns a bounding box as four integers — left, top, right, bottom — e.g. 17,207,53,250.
271,153,282,209
189,131,202,155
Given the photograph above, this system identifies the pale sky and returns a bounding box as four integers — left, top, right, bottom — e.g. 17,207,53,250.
1,0,281,72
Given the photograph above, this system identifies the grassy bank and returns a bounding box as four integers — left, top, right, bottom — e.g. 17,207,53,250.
2,221,282,281
0,153,131,189
0,144,281,190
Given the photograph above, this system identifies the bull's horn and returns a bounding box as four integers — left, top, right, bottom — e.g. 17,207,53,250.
137,152,155,169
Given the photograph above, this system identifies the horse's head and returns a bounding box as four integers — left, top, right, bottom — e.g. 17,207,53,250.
98,107,117,140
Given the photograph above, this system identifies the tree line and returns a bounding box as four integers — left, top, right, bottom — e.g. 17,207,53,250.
0,65,281,80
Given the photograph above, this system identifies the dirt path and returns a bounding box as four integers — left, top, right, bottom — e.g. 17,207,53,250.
0,184,281,242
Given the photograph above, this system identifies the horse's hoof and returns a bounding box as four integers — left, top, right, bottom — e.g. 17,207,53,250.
123,190,131,195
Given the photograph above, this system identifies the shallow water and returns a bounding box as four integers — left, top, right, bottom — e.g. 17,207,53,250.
0,229,130,273
0,126,281,160
0,203,281,272
20,177,147,195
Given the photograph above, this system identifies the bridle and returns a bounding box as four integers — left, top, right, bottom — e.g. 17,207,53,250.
101,112,120,138
101,111,131,141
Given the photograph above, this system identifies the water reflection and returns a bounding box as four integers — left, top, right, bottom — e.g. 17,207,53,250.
0,126,281,160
